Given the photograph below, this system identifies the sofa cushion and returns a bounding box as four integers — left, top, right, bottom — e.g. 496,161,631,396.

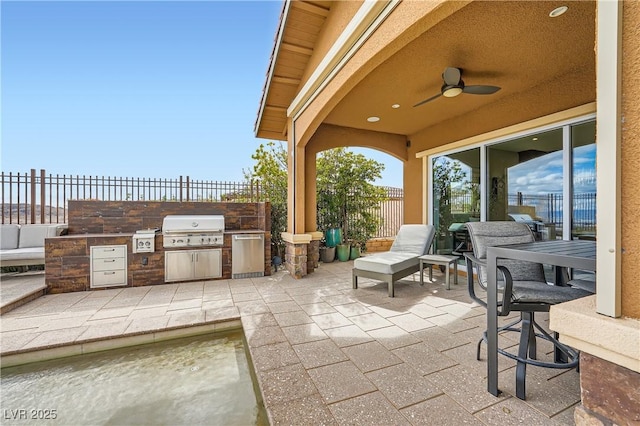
0,247,45,262
0,224,20,250
353,252,419,275
18,224,65,248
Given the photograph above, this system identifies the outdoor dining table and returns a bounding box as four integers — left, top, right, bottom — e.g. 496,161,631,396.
485,239,597,396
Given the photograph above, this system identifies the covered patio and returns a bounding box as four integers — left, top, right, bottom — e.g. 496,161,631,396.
254,1,639,424
1,265,580,424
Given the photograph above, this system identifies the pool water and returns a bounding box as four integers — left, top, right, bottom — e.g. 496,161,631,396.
1,331,267,426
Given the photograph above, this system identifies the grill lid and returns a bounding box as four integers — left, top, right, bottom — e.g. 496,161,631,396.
162,215,224,234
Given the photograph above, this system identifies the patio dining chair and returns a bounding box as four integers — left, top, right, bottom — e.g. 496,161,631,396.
464,221,592,400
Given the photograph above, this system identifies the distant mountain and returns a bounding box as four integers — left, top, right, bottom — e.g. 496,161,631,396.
2,204,66,224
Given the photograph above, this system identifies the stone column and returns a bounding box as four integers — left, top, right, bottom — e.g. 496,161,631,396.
574,353,640,425
307,240,319,273
284,241,307,279
282,232,312,279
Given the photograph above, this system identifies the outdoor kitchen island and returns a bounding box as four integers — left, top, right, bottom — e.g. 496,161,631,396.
44,200,271,294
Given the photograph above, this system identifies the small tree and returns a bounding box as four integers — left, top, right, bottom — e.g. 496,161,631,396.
432,156,467,250
247,144,389,256
244,141,288,258
316,148,387,250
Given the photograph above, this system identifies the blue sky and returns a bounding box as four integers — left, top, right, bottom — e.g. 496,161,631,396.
508,145,596,195
1,1,404,188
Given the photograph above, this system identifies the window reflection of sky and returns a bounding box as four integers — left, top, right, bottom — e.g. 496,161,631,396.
508,145,596,195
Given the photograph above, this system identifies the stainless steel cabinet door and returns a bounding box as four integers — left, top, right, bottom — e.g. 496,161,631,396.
194,249,222,279
165,251,194,282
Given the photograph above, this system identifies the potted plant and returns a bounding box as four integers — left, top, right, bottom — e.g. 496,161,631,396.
336,241,350,262
349,239,363,260
319,238,336,263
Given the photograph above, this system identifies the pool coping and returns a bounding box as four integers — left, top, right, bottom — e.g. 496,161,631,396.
0,317,242,368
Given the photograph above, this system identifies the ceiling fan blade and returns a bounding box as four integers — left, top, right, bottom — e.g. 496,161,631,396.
463,85,501,95
443,67,461,86
413,93,442,107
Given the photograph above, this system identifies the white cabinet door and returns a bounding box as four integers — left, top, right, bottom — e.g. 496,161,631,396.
194,249,222,279
165,251,194,282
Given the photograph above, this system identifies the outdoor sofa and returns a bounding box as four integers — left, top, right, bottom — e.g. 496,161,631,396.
352,224,436,297
0,224,68,267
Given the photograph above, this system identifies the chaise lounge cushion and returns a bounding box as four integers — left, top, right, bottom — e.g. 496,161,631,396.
353,252,419,275
352,224,436,297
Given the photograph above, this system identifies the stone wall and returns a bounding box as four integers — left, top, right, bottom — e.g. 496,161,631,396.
45,200,271,293
67,200,269,234
575,353,640,425
366,237,395,253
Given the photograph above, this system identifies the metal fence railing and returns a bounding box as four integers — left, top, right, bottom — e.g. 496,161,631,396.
1,169,262,225
506,192,596,233
448,189,596,233
1,169,404,238
370,186,403,237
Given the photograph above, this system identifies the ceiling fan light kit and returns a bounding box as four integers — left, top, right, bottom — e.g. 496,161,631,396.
442,84,464,97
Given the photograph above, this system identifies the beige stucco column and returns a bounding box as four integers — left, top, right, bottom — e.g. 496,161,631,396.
550,2,640,425
282,118,322,278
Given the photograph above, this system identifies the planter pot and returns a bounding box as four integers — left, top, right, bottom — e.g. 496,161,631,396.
319,246,336,263
349,246,361,260
325,228,343,248
336,244,350,262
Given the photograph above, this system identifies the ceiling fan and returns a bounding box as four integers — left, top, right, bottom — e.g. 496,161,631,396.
413,67,501,107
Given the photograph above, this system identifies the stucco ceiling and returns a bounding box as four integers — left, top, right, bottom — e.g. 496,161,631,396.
256,0,596,141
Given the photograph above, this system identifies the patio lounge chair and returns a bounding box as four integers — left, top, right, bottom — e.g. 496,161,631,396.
464,221,592,400
352,224,435,297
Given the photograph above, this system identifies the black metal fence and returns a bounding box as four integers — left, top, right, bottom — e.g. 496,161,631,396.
373,186,404,237
449,189,596,233
1,169,404,238
506,192,596,233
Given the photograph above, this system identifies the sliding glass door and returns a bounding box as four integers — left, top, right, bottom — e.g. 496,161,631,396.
430,118,596,245
431,148,480,255
571,121,596,240
487,128,563,240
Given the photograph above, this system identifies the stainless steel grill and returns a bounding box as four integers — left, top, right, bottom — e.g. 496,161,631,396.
508,213,546,240
162,215,224,248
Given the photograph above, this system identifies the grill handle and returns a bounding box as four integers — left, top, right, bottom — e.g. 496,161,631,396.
233,235,263,241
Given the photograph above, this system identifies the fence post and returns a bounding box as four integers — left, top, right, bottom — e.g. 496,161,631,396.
40,169,46,223
30,169,36,224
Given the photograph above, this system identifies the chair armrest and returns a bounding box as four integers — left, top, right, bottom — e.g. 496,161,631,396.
464,252,487,308
496,265,514,316
463,252,485,267
464,252,514,316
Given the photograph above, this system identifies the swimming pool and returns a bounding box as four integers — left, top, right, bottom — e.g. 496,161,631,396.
1,331,267,425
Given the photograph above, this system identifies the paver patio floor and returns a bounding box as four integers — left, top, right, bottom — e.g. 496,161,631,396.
0,260,580,425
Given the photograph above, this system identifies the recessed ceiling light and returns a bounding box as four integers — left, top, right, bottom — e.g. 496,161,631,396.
549,6,568,17
533,137,539,141
367,116,380,122
391,104,400,109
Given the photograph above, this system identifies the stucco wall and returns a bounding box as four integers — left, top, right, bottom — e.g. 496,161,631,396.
621,1,640,318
